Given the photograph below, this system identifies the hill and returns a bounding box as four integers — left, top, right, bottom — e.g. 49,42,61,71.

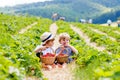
0,0,120,23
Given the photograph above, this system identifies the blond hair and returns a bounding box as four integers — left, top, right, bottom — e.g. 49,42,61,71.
59,33,70,42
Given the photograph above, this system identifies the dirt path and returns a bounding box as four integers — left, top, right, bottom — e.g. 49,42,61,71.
89,27,116,41
70,25,112,54
114,31,120,35
42,23,75,80
50,23,60,48
19,22,37,34
70,25,106,51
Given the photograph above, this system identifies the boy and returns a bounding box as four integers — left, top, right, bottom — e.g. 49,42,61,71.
56,33,78,63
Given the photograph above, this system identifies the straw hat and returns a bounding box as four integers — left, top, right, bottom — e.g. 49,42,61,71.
40,32,54,45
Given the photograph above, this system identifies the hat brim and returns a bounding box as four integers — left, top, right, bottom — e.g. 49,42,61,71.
41,34,55,45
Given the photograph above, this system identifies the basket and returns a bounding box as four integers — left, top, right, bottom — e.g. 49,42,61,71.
40,56,56,65
40,48,56,65
56,47,69,63
56,55,68,63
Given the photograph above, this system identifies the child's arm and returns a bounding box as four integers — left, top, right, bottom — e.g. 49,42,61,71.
68,45,78,54
55,46,65,55
63,41,78,54
34,46,47,53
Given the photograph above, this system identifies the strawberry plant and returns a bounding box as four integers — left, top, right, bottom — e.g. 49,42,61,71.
57,21,120,80
88,24,120,42
0,14,52,79
73,23,120,54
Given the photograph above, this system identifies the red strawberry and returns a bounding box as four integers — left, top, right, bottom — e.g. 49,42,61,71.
42,53,55,57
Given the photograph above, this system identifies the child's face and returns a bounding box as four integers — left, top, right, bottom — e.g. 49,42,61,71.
60,38,69,46
46,39,54,47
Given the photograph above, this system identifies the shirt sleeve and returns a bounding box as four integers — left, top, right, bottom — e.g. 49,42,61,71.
34,45,43,52
55,47,61,54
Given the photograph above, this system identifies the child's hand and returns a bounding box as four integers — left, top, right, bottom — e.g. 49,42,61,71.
39,46,47,51
56,46,65,55
61,46,65,51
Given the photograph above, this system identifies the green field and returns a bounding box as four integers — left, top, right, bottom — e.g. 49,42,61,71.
0,14,120,80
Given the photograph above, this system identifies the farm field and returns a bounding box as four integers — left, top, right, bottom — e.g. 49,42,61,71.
0,14,120,80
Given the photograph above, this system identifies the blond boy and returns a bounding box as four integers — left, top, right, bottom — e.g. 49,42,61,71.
56,33,78,63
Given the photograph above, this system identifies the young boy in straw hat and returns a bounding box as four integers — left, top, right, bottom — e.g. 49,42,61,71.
34,32,55,70
56,33,78,65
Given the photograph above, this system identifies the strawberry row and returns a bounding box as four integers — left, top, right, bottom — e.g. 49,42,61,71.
73,23,120,54
0,18,52,80
56,21,120,80
0,14,38,34
88,24,120,42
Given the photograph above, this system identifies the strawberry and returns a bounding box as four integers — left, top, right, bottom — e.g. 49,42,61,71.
58,53,65,56
42,53,55,57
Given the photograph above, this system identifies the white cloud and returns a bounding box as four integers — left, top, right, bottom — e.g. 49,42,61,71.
0,0,52,7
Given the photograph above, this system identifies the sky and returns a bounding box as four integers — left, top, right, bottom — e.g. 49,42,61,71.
0,0,52,7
